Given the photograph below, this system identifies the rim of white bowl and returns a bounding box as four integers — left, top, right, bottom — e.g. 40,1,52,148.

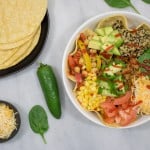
62,11,150,129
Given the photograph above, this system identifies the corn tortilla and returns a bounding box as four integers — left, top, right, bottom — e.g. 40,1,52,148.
0,0,47,44
0,27,41,69
0,39,32,65
0,29,37,50
96,15,128,29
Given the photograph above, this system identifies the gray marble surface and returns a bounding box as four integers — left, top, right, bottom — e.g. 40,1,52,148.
1,0,150,150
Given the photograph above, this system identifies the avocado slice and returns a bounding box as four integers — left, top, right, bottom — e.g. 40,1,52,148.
104,26,113,35
90,27,123,55
95,26,113,36
111,47,121,56
95,28,105,36
107,35,116,43
110,30,123,47
101,43,113,50
100,43,121,56
111,30,119,36
99,36,107,43
115,38,124,47
92,35,100,41
88,40,102,50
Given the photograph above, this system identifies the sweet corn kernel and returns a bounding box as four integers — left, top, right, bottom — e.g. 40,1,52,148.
75,72,106,111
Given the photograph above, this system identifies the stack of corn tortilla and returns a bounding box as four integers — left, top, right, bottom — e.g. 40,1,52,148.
0,0,47,69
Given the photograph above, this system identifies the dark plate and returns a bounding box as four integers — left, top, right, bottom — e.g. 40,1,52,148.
0,11,49,76
0,100,21,143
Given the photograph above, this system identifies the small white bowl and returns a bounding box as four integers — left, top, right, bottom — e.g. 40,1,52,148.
62,11,150,128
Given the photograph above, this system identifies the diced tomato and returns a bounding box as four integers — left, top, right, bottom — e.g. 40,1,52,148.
101,52,112,59
122,103,129,110
75,73,83,84
146,85,150,90
101,100,116,111
115,33,121,37
115,115,121,124
119,109,137,126
105,45,114,51
104,117,115,124
68,55,76,70
126,43,140,48
130,28,137,34
73,57,79,65
101,100,118,118
80,33,86,42
118,109,127,119
68,51,82,68
74,51,81,58
125,108,130,113
113,91,132,105
104,109,118,118
101,93,142,126
90,53,97,57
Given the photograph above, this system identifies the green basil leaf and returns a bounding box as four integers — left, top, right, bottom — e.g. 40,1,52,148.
138,49,150,72
29,105,49,144
104,0,131,8
104,0,140,14
142,0,150,4
138,49,150,63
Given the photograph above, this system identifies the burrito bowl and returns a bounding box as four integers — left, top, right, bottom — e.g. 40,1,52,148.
62,11,150,128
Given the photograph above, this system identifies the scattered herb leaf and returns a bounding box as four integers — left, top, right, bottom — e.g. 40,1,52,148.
142,0,150,4
29,105,49,144
138,49,150,63
138,49,150,72
104,0,140,14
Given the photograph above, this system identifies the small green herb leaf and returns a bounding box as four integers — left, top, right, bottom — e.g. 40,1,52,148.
138,49,150,72
104,0,130,8
29,105,49,144
142,0,150,4
104,0,140,14
138,49,150,63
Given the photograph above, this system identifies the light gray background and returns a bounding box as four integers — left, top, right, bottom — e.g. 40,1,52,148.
1,0,150,150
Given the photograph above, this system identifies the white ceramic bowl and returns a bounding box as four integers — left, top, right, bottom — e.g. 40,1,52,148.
62,11,150,128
